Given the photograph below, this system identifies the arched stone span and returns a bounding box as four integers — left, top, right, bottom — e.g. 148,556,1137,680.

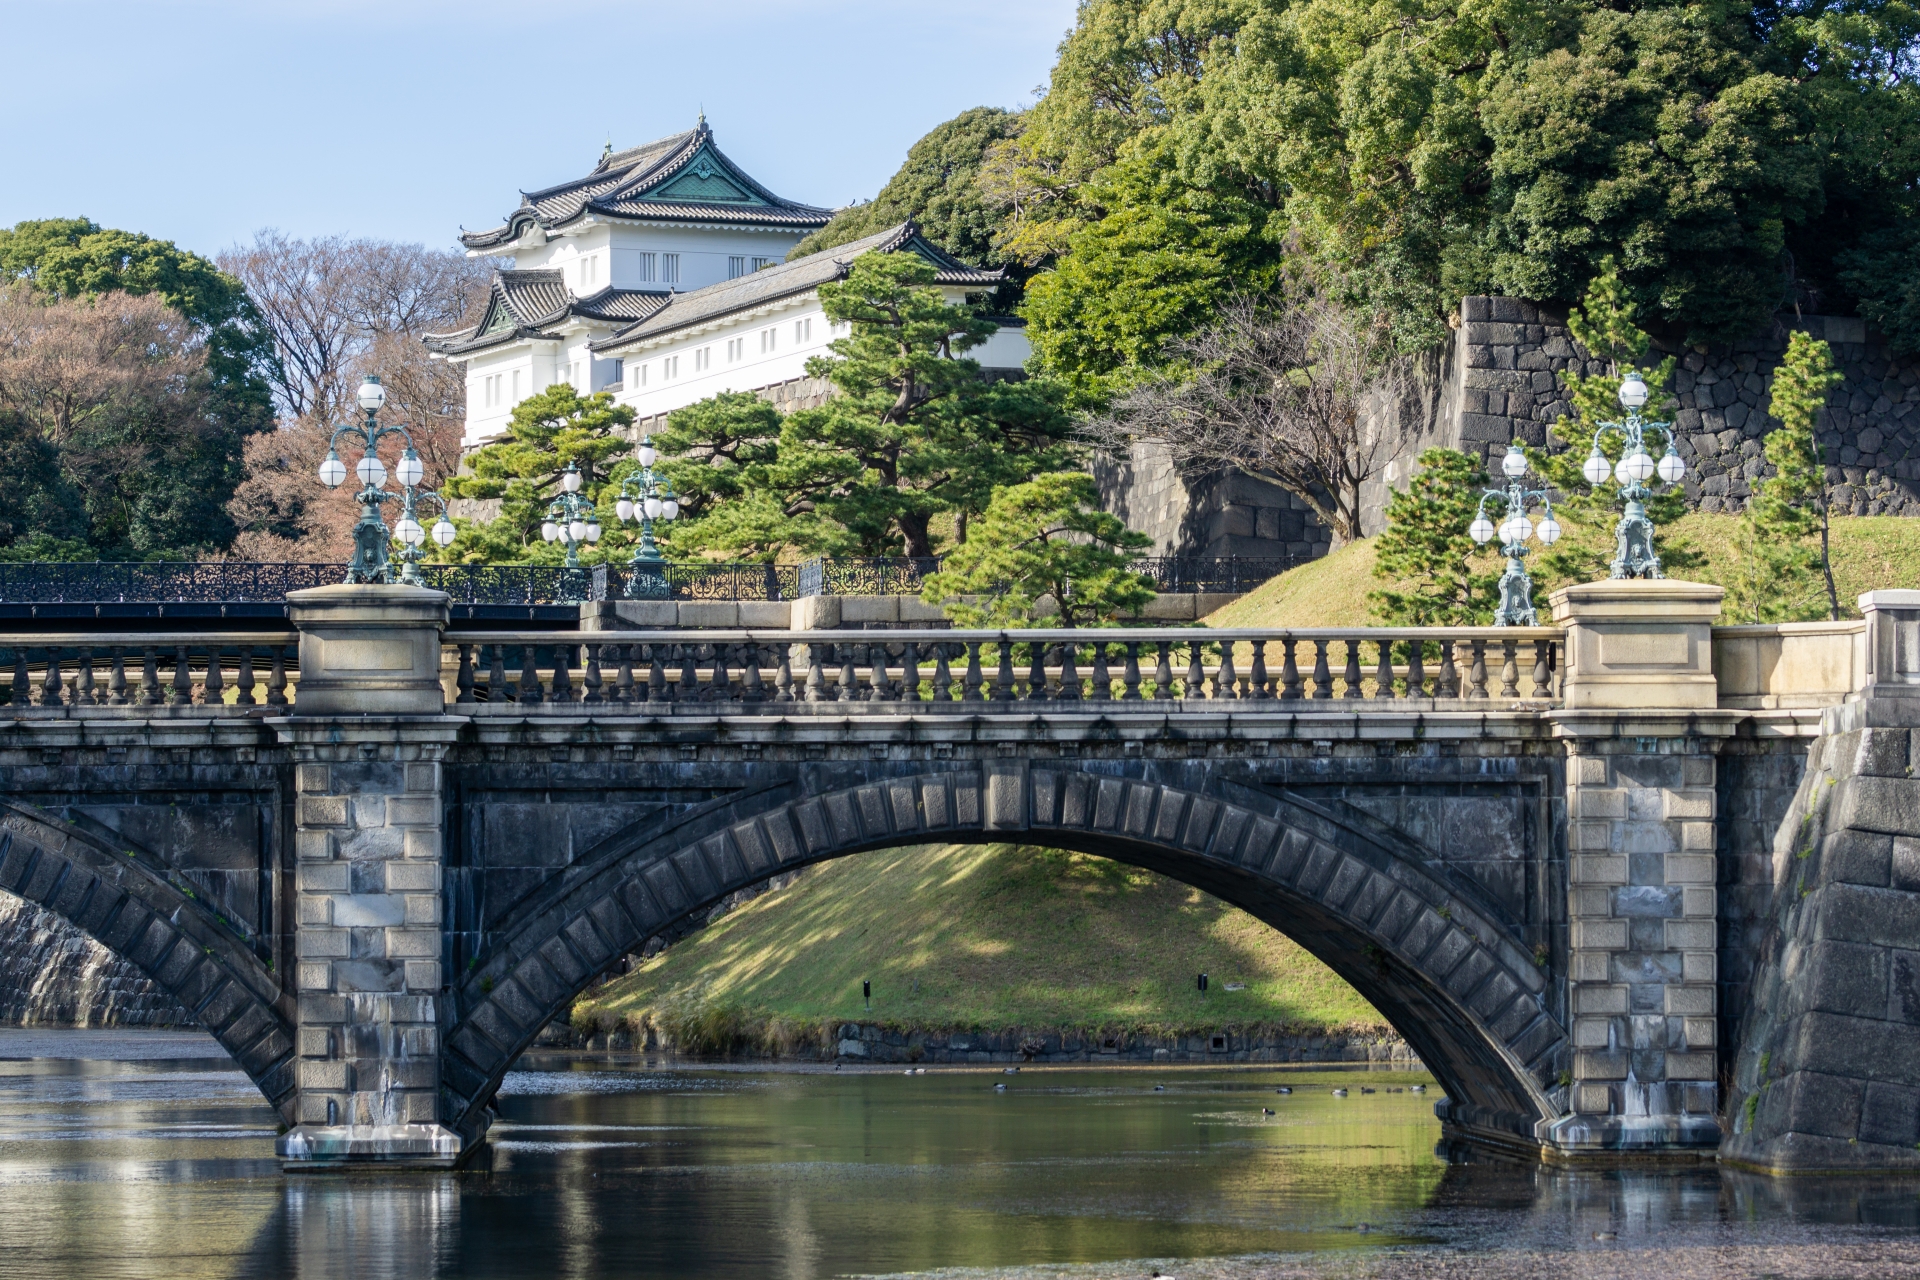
0,802,294,1116
443,766,1569,1150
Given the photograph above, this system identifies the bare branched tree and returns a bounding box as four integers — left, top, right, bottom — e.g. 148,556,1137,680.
220,233,487,559
1087,288,1410,546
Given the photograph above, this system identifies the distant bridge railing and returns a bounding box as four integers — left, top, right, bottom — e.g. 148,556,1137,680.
439,628,1565,707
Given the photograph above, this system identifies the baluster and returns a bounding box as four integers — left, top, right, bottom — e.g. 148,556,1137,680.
774,645,794,703
902,641,921,703
1280,638,1301,701
650,646,669,703
961,642,985,702
9,649,27,707
868,644,894,702
1342,638,1363,699
1185,641,1206,700
1438,640,1458,699
1531,639,1552,698
1500,640,1520,698
1373,639,1395,699
932,643,953,702
1058,643,1079,701
1248,640,1269,700
74,648,95,707
742,645,765,703
1025,642,1047,701
850,643,873,701
1406,641,1426,699
1311,639,1333,699
38,649,62,707
201,645,225,706
678,647,699,702
108,647,129,707
838,644,857,702
484,644,505,703
583,644,604,705
1153,642,1173,700
169,646,191,706
519,645,543,705
805,643,826,702
1468,639,1489,699
709,646,733,703
1122,642,1143,701
1090,642,1111,702
1214,642,1235,700
266,646,287,707
551,644,576,704
235,647,256,707
995,642,1015,703
616,644,637,705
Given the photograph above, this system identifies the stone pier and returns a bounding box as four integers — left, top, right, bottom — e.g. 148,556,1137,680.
273,585,463,1169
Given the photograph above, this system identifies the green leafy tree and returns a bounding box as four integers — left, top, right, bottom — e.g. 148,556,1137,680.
1525,259,1696,586
1731,332,1845,621
1369,449,1501,625
793,107,1030,309
998,0,1920,374
920,472,1155,626
668,254,1074,559
1019,138,1279,405
440,386,635,564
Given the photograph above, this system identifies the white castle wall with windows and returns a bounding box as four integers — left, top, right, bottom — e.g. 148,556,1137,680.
428,120,1029,450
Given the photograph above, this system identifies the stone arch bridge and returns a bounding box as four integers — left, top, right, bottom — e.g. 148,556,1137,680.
0,580,1904,1174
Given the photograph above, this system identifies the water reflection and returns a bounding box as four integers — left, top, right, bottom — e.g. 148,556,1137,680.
0,1031,1912,1279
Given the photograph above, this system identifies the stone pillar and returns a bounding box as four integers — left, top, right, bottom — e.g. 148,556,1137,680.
1547,579,1731,1155
272,585,464,1169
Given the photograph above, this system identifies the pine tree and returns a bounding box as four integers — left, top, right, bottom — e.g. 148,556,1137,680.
1730,332,1844,621
920,472,1154,626
1369,449,1503,625
1525,258,1696,586
439,385,635,564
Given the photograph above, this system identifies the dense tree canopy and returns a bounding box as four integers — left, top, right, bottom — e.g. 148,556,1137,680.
1005,0,1920,387
0,217,280,558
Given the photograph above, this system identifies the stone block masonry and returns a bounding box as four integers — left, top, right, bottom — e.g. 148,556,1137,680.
1456,298,1919,517
276,723,463,1167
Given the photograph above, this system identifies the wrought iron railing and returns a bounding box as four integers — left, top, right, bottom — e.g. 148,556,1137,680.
0,556,1294,608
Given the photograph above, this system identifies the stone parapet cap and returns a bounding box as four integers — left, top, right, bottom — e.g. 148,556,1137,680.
1550,579,1726,625
286,583,451,628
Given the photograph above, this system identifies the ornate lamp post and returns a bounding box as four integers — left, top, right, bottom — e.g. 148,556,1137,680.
1580,369,1687,579
317,376,424,584
393,486,458,587
539,461,603,568
1469,443,1562,625
614,435,680,600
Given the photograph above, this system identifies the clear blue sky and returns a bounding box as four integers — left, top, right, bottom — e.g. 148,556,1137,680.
0,0,1077,261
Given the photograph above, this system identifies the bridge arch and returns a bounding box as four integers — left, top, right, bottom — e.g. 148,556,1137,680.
0,802,294,1117
445,765,1569,1151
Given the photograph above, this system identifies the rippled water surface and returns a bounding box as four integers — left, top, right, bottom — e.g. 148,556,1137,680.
0,1029,1917,1279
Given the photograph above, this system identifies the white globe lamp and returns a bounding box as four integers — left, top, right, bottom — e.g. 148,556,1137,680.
431,519,457,547
318,452,347,488
1582,449,1610,486
356,376,387,413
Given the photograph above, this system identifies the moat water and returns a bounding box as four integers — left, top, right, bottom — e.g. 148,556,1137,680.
0,1029,1916,1280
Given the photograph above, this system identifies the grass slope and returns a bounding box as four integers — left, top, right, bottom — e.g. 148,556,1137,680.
584,844,1385,1039
1206,513,1920,630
